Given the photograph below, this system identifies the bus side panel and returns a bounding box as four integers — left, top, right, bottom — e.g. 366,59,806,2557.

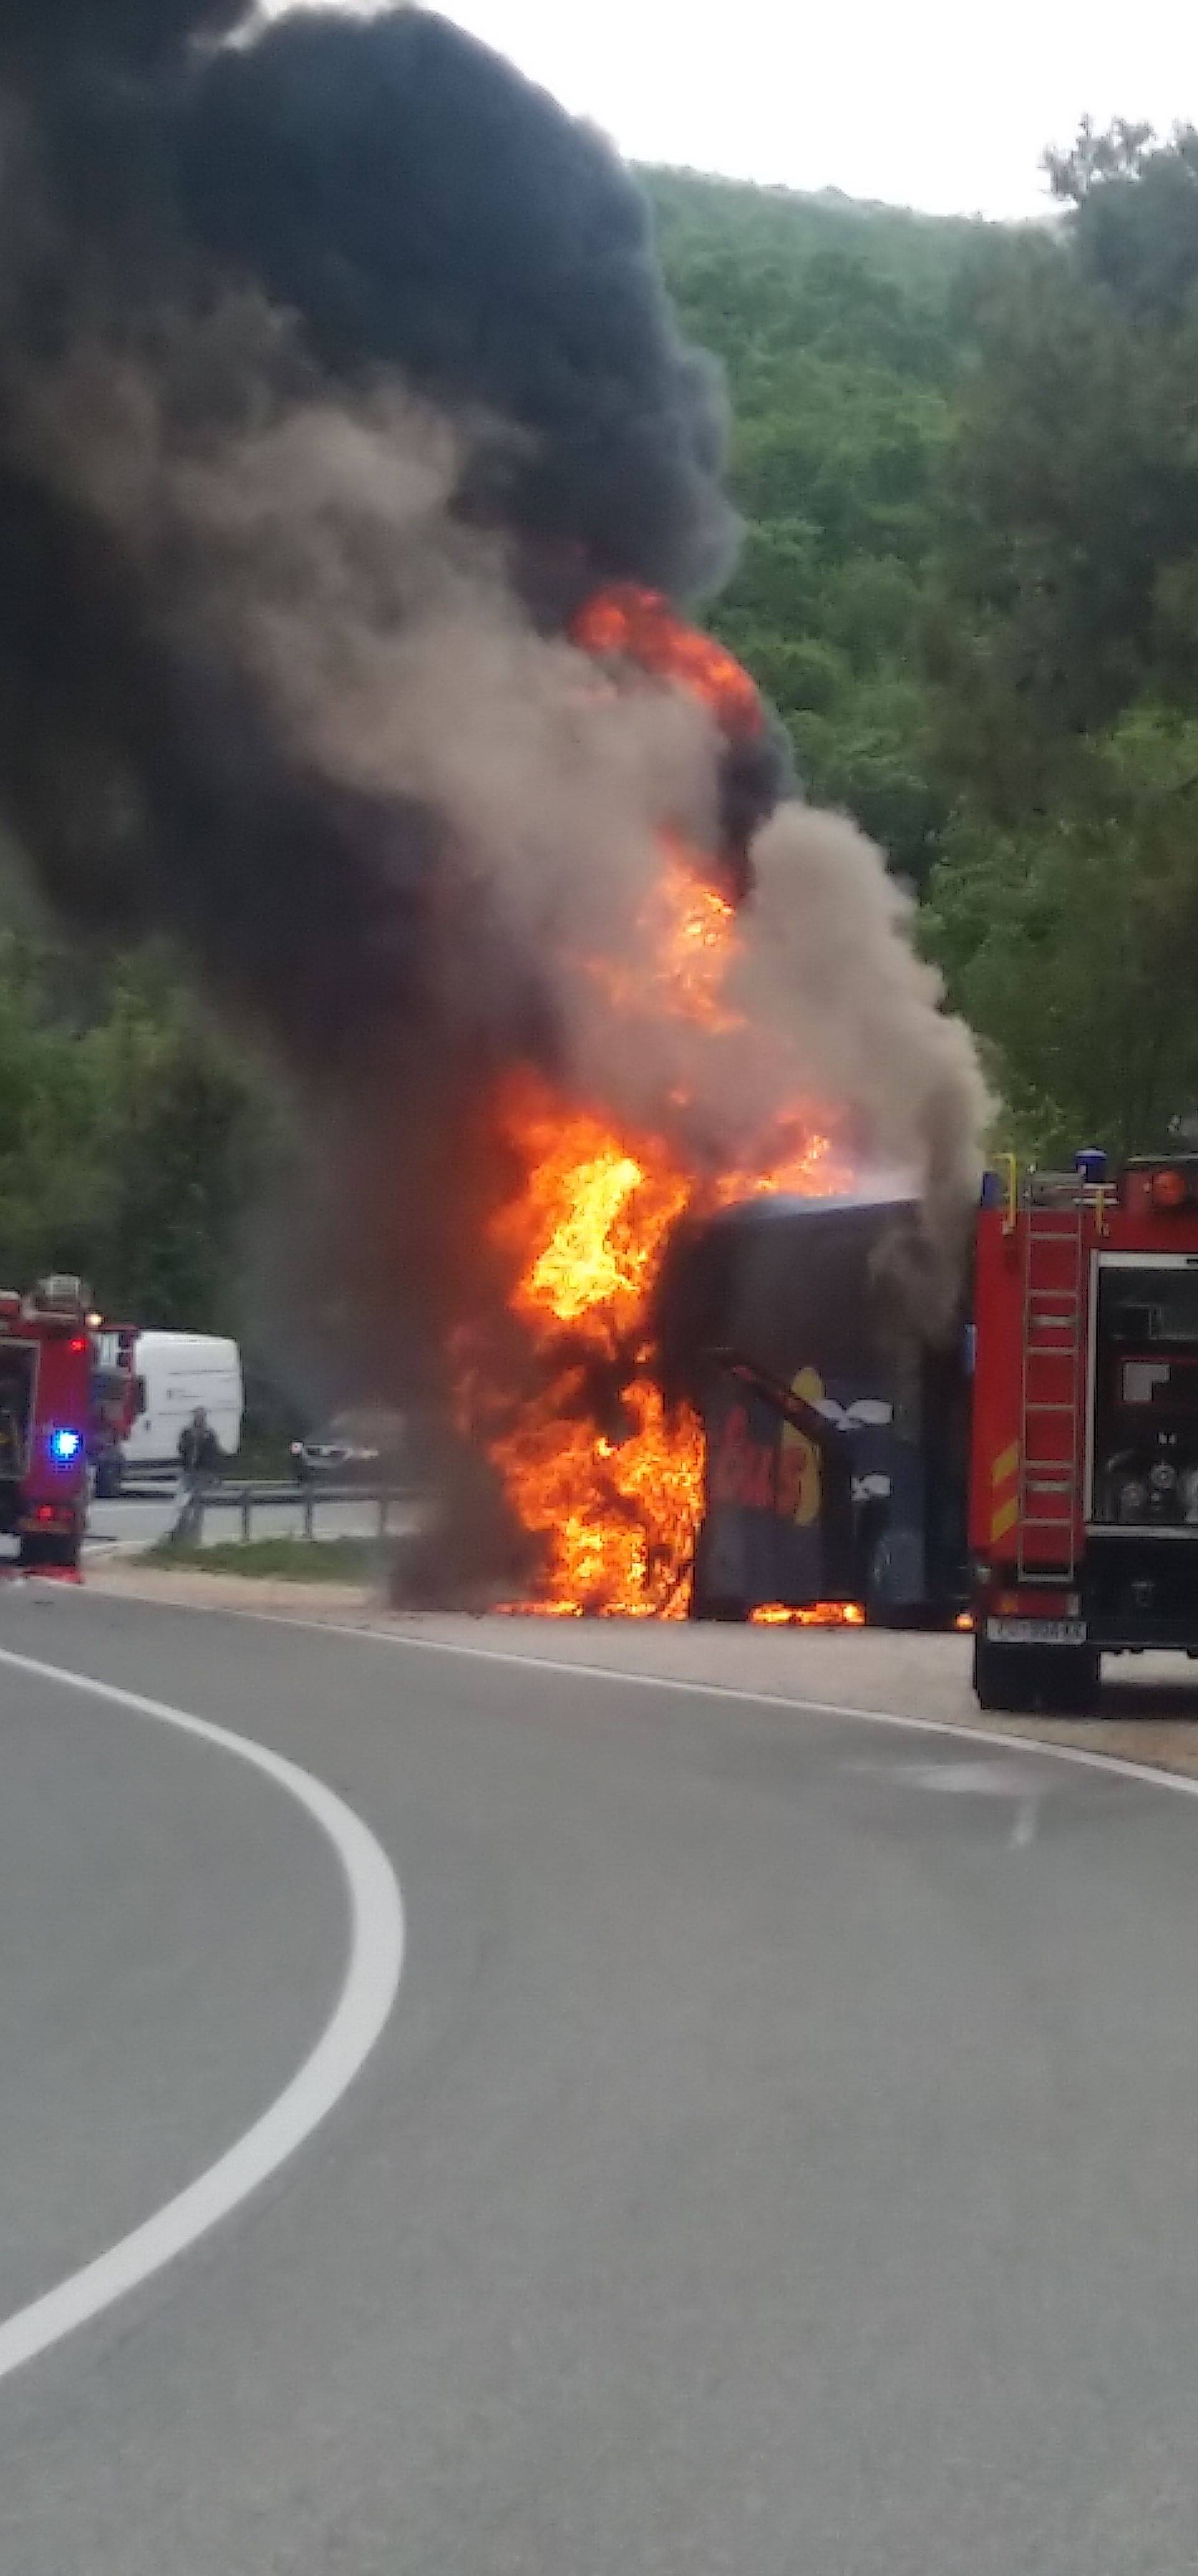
699,1379,835,1611
686,1197,946,1618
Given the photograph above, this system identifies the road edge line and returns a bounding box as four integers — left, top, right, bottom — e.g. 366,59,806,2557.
306,1622,1198,1800
56,1581,1198,1802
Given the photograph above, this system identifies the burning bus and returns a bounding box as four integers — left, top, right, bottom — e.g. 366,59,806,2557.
656,1193,972,1626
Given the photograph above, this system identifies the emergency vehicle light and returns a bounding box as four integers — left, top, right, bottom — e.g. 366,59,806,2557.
28,1274,89,1316
1150,1166,1194,1211
49,1428,81,1463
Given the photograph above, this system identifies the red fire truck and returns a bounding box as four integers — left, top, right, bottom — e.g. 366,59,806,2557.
971,1150,1198,1712
0,1276,92,1571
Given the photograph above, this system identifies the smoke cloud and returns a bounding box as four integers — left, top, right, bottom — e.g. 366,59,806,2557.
0,2,986,1455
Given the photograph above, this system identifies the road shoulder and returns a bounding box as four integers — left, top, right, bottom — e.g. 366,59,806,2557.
78,1558,1198,1780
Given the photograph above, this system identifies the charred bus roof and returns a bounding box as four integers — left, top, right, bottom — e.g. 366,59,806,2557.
654,1192,921,1413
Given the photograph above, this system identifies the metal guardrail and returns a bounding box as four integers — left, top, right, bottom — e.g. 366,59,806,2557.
173,1481,424,1546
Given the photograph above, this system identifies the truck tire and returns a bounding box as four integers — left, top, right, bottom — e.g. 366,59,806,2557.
862,1525,953,1631
1038,1646,1101,1714
688,1533,748,1622
689,1584,748,1623
973,1636,1100,1715
93,1455,124,1501
19,1530,81,1574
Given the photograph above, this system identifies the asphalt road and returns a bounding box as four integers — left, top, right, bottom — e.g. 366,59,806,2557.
2,1591,1198,2572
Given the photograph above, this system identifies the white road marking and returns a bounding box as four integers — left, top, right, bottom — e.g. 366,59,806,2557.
847,1755,1054,1798
846,1754,1051,1850
0,1643,405,2386
1010,1798,1040,1851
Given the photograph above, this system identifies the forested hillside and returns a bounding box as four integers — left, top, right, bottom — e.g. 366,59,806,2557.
6,131,1197,1325
660,136,1198,1165
651,170,976,884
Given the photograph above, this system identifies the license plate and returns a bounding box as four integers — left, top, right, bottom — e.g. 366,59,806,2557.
986,1617,1086,1646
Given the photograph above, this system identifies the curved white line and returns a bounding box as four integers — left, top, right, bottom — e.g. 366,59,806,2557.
0,1642,405,2385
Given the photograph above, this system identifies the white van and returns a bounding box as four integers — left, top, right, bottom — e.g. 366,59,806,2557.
122,1332,244,1475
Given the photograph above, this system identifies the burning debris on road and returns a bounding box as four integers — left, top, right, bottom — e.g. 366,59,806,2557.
0,1,989,1616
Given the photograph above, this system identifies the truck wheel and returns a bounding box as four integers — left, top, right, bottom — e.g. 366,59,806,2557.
688,1539,748,1623
863,1531,898,1628
973,1637,1038,1712
973,1636,1099,1715
862,1526,943,1631
1036,1646,1101,1715
93,1456,123,1501
689,1584,748,1623
19,1531,80,1574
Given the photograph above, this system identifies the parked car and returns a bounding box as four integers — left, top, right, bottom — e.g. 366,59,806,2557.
290,1408,407,1486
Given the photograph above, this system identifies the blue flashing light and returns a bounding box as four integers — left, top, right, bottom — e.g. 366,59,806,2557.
49,1428,82,1464
1075,1147,1108,1184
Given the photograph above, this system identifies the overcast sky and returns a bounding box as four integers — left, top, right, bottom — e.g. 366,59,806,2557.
264,2,1198,220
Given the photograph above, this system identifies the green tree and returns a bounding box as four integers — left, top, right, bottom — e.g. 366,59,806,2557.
0,932,269,1326
924,124,1198,1153
651,172,966,882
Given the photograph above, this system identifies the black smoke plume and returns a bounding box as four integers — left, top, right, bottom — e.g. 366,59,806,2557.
179,7,739,605
0,5,754,1376
0,2,986,1578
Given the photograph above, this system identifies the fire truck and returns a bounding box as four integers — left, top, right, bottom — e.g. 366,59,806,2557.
0,1276,92,1570
671,1154,1198,1712
971,1149,1198,1712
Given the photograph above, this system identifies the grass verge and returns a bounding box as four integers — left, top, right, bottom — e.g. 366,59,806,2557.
140,1536,381,1584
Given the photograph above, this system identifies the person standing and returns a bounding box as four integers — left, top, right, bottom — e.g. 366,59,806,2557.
170,1406,222,1545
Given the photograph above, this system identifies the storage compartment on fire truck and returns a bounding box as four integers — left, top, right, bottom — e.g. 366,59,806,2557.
0,1340,34,1513
971,1153,1198,1701
1091,1258,1198,1529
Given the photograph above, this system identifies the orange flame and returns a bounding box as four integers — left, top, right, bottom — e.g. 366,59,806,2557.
586,846,741,1033
455,587,852,1619
470,1078,706,1617
570,583,766,739
751,1602,866,1628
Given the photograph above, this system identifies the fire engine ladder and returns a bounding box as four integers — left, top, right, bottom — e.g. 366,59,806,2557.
1017,1188,1088,1583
